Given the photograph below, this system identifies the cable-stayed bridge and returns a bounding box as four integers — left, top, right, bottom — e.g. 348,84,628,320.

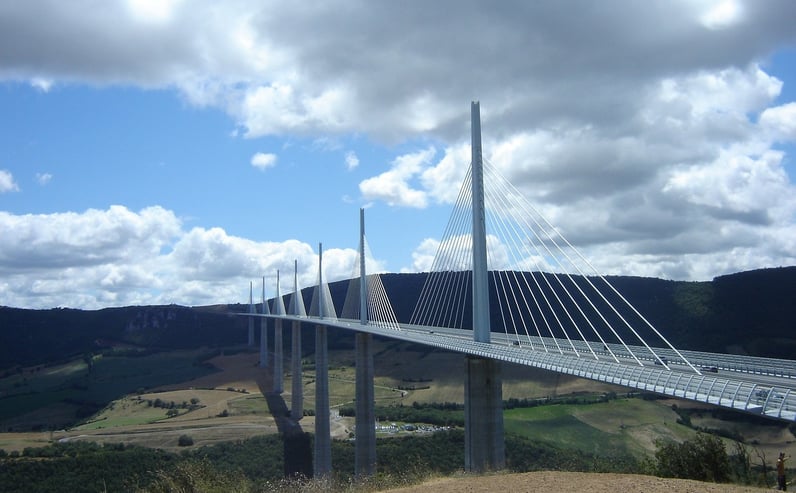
244,102,796,477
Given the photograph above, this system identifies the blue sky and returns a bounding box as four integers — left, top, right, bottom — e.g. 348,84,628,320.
1,0,795,309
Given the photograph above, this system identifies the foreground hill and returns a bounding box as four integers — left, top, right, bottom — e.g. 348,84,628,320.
386,471,769,492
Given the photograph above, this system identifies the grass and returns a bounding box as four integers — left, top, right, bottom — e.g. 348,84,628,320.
76,400,170,430
504,398,694,458
229,395,268,415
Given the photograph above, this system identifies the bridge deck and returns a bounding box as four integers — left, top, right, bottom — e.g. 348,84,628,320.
251,313,796,422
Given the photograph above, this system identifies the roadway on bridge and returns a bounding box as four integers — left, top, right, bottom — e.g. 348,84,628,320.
256,313,796,421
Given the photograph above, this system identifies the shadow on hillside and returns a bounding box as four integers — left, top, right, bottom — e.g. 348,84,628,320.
257,366,313,478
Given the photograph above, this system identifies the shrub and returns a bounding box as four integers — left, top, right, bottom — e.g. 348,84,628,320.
654,432,731,482
178,435,194,447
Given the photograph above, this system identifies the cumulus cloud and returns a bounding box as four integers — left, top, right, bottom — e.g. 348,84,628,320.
1,0,796,305
344,150,359,170
0,206,357,309
30,77,53,92
250,152,277,170
359,148,435,207
0,170,19,192
760,102,796,141
36,172,53,185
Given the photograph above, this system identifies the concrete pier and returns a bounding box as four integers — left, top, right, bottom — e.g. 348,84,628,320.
291,320,303,420
354,208,376,476
464,101,505,472
355,332,376,476
274,318,284,394
259,319,268,369
260,277,269,368
313,324,331,477
247,282,255,347
464,355,505,472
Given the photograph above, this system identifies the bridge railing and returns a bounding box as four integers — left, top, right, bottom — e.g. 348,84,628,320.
250,313,796,422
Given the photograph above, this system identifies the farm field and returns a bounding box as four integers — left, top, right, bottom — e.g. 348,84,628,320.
1,339,794,462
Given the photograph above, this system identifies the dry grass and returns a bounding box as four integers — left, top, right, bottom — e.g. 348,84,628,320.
385,471,771,493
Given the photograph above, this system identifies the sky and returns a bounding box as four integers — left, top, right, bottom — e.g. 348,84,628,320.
1,0,796,310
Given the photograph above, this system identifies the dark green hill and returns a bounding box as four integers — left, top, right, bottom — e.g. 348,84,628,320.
0,305,246,371
2,266,795,371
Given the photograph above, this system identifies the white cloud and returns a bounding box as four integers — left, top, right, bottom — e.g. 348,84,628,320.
359,147,435,208
345,150,359,170
36,172,53,185
0,205,358,309
1,0,796,303
30,77,53,92
760,102,796,141
407,238,440,273
126,0,183,24
699,0,743,30
250,152,277,170
0,170,19,193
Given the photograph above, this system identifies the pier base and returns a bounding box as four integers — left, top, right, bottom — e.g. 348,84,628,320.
355,332,376,476
313,324,331,477
464,355,505,472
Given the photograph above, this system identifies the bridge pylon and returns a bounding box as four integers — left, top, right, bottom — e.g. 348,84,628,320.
290,260,305,420
355,208,377,477
247,282,255,347
313,243,332,478
273,271,285,394
465,101,505,472
259,277,269,368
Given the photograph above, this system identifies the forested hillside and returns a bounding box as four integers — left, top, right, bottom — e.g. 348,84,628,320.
2,266,795,371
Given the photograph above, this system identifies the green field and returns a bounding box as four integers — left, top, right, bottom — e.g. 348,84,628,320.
504,398,694,458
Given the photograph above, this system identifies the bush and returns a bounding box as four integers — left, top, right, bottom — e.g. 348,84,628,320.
178,435,194,447
654,432,731,482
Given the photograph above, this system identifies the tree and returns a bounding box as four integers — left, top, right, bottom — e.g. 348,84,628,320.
178,435,194,447
654,432,731,482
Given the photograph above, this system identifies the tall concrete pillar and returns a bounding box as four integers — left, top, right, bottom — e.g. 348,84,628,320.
290,259,306,420
355,208,376,476
247,282,255,347
355,332,376,476
259,319,268,368
313,243,332,478
272,271,286,394
465,101,505,472
314,324,331,477
464,356,505,472
291,320,303,420
274,319,284,394
260,277,269,368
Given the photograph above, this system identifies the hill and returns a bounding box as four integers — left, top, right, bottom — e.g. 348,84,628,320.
386,471,769,492
2,266,796,373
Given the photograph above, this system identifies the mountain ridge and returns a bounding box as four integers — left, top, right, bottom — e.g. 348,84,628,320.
2,266,795,370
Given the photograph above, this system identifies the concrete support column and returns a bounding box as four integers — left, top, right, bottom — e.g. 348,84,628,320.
313,324,331,478
274,319,284,394
464,355,505,472
259,319,268,369
291,320,303,420
355,332,376,477
247,282,255,347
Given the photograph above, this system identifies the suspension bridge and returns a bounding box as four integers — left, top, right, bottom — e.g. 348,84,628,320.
243,102,796,477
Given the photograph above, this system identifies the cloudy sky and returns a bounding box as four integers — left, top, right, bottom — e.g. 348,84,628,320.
1,0,795,309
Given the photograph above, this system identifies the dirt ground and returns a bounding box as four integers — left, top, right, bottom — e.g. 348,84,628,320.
387,471,772,492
